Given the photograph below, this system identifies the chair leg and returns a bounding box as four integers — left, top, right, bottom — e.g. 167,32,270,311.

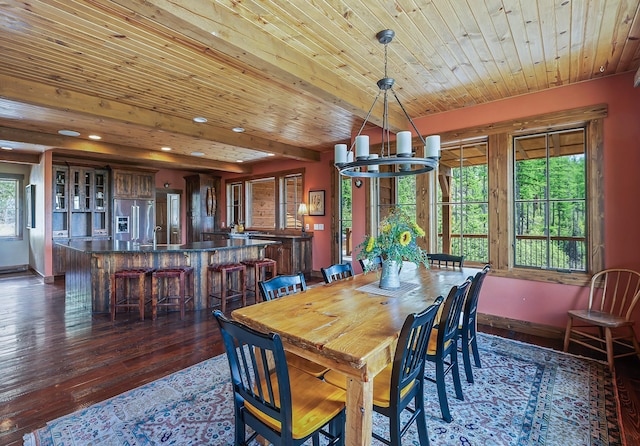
461,330,474,383
563,316,573,352
221,271,228,313
470,325,481,368
152,274,158,321
138,274,145,320
415,391,430,445
110,275,117,321
435,359,452,422
451,350,464,401
605,327,615,370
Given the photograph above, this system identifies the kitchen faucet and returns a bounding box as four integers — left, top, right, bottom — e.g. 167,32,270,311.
153,225,162,248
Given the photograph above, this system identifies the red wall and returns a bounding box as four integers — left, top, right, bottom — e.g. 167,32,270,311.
410,72,640,329
220,72,640,332
221,157,335,272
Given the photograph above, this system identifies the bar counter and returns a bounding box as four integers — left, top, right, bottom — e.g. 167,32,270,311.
59,239,279,313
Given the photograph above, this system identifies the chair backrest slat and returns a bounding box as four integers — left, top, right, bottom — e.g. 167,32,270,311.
214,311,293,430
588,268,640,320
391,298,442,401
259,273,307,301
438,280,472,346
427,253,464,268
321,262,354,284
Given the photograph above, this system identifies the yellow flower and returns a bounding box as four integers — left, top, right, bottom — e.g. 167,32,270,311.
399,231,411,246
382,224,391,233
365,236,376,252
413,223,425,237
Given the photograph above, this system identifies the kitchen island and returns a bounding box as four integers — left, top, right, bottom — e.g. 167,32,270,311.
59,239,279,313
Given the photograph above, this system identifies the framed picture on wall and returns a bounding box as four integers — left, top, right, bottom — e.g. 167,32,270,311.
26,184,35,229
308,190,325,216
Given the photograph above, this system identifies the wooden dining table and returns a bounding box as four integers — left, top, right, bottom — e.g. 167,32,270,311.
232,263,480,446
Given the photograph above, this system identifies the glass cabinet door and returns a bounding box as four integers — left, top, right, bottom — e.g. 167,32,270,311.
52,166,69,238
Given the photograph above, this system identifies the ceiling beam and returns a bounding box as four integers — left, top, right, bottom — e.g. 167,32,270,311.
0,151,41,165
106,0,407,131
0,126,251,173
0,75,320,162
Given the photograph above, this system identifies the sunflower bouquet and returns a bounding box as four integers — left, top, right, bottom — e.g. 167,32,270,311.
356,206,429,272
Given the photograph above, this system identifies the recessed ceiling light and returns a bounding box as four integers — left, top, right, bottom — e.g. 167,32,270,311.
88,134,102,140
266,153,275,157
1,146,13,150
232,127,245,133
236,159,244,163
193,117,208,123
191,151,205,157
161,147,172,151
58,130,80,137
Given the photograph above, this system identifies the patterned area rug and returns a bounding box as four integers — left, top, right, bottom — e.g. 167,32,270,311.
24,333,621,445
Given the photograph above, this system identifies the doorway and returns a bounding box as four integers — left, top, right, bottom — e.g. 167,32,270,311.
155,191,181,244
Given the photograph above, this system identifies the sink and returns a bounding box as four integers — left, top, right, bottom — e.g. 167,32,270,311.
137,243,183,249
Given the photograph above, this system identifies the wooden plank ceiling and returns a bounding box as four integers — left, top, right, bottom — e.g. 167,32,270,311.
0,0,639,173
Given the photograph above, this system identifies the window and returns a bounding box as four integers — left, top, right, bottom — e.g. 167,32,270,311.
226,169,304,230
247,177,275,229
0,174,23,239
281,173,303,229
514,128,586,271
227,182,243,226
436,141,489,262
419,105,604,285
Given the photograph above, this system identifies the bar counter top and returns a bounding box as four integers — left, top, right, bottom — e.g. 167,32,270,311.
59,238,279,254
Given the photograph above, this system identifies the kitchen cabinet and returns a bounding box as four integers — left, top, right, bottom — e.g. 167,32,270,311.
259,235,312,276
52,164,110,275
112,169,155,199
184,174,221,243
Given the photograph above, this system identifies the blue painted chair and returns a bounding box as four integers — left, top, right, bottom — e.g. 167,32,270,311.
426,253,464,268
425,280,471,422
459,264,491,383
258,273,328,378
358,255,383,272
259,272,307,301
214,310,346,446
324,298,443,445
321,262,354,284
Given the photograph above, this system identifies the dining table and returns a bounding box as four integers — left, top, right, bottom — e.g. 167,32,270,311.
231,262,480,446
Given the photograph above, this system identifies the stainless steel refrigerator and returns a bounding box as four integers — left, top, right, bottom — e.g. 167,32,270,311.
113,199,155,244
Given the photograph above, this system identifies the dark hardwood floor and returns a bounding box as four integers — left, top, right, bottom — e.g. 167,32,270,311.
0,271,638,445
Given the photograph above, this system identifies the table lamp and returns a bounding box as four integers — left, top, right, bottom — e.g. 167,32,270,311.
297,203,308,232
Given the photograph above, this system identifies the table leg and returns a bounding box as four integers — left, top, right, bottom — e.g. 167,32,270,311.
345,377,373,446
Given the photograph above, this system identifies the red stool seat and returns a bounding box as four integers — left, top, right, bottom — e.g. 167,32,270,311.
152,267,194,320
208,263,246,312
241,258,277,302
111,267,155,321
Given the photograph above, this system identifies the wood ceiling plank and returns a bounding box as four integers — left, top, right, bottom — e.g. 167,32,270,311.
106,0,407,130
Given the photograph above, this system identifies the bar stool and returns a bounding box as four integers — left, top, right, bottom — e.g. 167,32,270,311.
241,258,277,302
111,267,155,321
152,266,194,320
208,263,247,312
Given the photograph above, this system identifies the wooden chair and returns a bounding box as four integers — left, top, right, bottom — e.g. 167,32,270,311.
213,311,346,446
259,273,307,301
258,273,328,378
321,262,354,284
152,266,194,320
358,255,383,273
110,267,155,321
563,268,640,370
425,280,471,422
324,299,442,445
427,253,464,268
459,264,491,383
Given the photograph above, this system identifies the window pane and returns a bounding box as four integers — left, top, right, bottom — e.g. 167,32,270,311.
282,174,303,229
247,178,275,229
514,128,586,271
226,182,243,226
0,177,20,238
436,142,488,262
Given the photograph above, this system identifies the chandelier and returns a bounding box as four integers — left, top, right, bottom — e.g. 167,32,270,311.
334,29,440,178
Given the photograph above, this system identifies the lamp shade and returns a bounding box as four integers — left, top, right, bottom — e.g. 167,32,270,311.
297,203,308,215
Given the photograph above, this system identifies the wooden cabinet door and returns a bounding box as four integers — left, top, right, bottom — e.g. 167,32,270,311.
112,170,135,198
136,173,155,199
